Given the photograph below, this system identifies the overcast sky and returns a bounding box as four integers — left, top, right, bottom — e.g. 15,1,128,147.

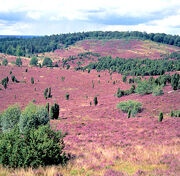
0,0,180,35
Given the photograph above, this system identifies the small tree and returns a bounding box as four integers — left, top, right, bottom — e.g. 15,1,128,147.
30,56,38,66
50,103,59,119
31,77,34,84
2,58,8,66
16,57,22,67
94,96,98,106
159,112,163,122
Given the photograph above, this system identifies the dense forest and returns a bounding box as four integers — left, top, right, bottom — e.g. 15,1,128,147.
0,31,180,56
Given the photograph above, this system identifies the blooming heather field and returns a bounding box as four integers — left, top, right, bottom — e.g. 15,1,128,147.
52,39,180,60
0,39,180,176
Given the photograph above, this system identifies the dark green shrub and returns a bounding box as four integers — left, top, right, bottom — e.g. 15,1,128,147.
42,57,52,67
117,100,142,117
44,88,48,99
128,110,131,118
0,125,67,168
19,103,49,133
11,75,17,82
50,103,59,119
113,81,115,85
30,56,38,66
65,93,69,100
16,57,22,67
159,112,163,122
31,77,34,84
25,68,28,72
48,87,52,98
122,75,127,83
1,104,21,132
2,58,8,66
9,70,12,74
94,96,98,106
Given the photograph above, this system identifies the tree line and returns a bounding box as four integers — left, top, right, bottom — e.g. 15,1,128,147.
0,31,179,56
77,56,180,76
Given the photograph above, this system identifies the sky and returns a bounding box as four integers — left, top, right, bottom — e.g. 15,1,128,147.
0,0,180,35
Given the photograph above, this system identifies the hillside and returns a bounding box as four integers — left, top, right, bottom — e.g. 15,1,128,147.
53,39,180,59
0,36,180,176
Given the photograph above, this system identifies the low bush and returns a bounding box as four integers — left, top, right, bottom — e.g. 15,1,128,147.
117,100,142,116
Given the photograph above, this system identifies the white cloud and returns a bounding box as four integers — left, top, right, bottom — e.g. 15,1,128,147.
0,0,180,35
